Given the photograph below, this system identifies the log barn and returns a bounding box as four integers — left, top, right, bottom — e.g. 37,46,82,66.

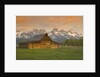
18,34,60,49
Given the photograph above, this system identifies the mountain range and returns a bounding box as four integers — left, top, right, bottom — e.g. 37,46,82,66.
16,28,83,44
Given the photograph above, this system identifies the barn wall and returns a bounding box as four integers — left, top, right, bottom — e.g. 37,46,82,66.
51,43,59,48
27,41,60,49
41,40,51,48
19,43,28,48
28,42,41,49
19,42,59,49
33,42,41,48
28,43,33,49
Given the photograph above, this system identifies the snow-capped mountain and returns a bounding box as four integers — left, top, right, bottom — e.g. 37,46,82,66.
16,28,83,44
48,28,82,43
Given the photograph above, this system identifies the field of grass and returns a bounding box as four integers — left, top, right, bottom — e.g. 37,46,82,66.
16,46,83,60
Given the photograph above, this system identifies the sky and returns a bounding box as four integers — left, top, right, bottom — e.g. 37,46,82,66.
16,16,83,34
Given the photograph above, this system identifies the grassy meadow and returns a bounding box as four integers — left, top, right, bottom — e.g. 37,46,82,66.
16,46,83,60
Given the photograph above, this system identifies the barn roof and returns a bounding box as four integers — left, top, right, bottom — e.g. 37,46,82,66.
18,33,60,44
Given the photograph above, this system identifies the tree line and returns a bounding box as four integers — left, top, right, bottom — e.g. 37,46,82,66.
61,37,83,46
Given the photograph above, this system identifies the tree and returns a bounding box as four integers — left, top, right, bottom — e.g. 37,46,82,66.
62,37,83,46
